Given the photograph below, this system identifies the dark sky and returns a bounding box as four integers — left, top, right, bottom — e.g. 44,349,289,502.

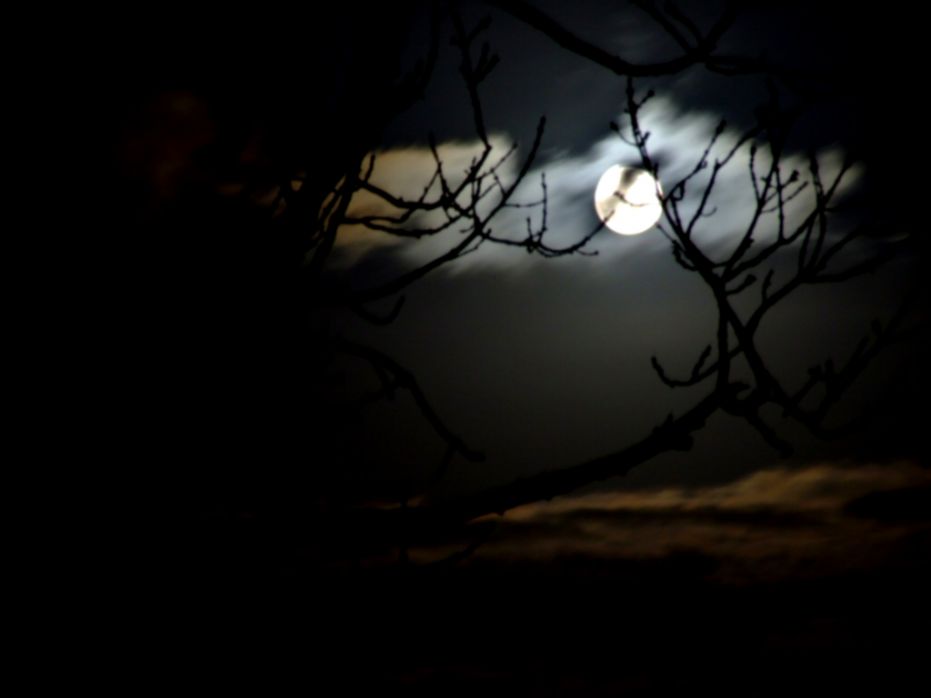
125,2,930,692
320,0,928,495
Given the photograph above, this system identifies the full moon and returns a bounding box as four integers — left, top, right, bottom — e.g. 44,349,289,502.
594,165,663,235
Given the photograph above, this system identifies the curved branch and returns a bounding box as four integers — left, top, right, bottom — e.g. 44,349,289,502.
435,389,726,522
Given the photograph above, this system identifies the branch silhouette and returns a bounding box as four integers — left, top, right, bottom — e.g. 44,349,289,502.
386,78,908,560
175,2,912,572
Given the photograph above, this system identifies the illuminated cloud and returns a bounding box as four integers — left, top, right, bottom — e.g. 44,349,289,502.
519,96,862,261
334,97,863,272
330,135,517,266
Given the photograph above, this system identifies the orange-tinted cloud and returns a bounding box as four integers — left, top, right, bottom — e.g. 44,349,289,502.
331,136,517,264
468,462,931,584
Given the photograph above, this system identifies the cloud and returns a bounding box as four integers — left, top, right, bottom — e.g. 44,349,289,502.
334,97,862,273
533,97,861,258
468,461,931,584
330,135,518,266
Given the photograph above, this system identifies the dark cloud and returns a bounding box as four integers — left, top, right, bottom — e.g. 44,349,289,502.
844,484,931,523
457,462,931,584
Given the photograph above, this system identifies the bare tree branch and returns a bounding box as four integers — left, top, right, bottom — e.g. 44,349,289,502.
216,4,913,571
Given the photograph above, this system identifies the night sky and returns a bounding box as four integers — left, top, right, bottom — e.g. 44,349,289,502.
123,1,930,693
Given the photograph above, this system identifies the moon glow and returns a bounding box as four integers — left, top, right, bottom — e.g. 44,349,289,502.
594,165,663,235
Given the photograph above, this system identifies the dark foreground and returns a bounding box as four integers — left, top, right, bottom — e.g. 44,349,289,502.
142,509,930,697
